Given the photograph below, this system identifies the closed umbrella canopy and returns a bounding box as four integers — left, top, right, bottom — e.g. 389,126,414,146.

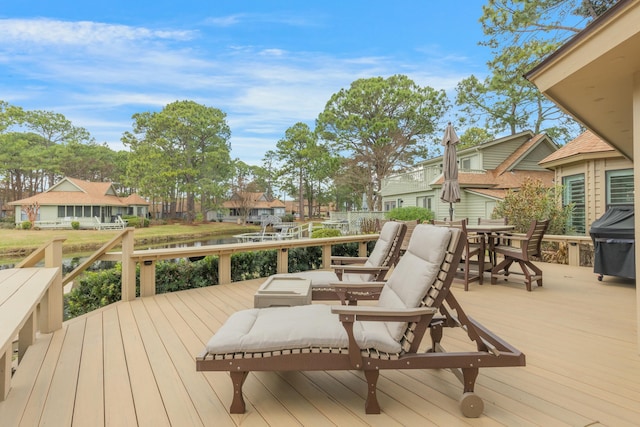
440,123,460,220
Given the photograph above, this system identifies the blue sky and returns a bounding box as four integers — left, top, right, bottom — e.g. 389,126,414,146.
1,1,491,165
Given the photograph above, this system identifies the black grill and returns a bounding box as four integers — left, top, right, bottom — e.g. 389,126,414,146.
589,206,635,281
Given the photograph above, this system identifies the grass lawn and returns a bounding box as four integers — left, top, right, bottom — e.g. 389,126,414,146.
0,222,260,259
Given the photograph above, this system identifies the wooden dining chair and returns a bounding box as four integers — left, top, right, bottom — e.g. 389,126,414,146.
432,219,485,290
490,219,549,291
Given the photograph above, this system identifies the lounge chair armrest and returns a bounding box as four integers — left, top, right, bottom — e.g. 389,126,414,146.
330,256,367,265
331,265,390,273
328,281,385,289
331,305,437,321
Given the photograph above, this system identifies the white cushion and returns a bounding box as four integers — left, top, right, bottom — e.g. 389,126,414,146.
273,221,403,285
377,224,451,340
206,304,402,354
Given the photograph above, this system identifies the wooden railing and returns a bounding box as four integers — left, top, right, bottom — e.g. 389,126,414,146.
19,231,592,310
62,227,136,300
101,234,378,298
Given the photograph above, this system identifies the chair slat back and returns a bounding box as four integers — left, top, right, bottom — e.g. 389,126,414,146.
432,219,468,234
525,219,549,259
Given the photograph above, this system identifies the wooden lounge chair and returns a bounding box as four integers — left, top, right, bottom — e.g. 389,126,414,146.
274,220,406,303
490,219,549,291
196,224,525,417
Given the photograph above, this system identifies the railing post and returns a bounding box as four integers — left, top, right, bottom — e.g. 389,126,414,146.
219,253,232,285
139,261,156,297
358,241,368,258
322,243,332,269
41,237,64,333
121,229,137,300
567,240,580,266
277,248,289,274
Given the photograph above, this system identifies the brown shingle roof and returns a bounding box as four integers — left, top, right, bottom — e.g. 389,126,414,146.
8,177,145,207
123,193,150,205
539,130,616,164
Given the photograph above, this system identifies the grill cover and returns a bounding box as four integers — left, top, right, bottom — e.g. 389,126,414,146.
589,206,635,279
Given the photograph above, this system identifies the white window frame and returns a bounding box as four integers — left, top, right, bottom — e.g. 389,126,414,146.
606,168,634,208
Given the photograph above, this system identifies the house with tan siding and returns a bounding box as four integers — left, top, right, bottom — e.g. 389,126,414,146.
9,177,149,228
539,130,633,235
381,131,558,221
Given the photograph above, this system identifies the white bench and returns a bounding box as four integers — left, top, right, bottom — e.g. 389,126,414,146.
0,267,61,401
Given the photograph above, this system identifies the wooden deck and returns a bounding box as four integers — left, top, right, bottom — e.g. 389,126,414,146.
1,262,638,426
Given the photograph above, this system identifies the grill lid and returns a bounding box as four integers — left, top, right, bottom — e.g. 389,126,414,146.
589,206,634,240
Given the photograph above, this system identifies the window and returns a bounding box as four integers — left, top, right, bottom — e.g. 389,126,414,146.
384,201,396,211
460,157,471,170
563,174,585,234
607,169,634,207
397,198,404,207
416,196,432,210
84,206,92,217
58,206,65,218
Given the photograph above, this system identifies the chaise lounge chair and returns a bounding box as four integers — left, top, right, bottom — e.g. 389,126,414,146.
275,220,406,303
196,224,525,417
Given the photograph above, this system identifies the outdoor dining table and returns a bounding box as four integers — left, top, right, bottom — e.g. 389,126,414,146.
466,224,515,269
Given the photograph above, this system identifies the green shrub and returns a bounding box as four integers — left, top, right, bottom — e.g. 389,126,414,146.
385,206,433,222
71,221,80,230
281,213,295,222
65,265,127,319
21,221,32,230
311,227,342,238
493,177,572,234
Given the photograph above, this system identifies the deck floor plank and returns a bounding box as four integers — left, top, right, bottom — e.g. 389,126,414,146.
102,304,137,426
148,294,236,426
128,298,204,427
18,327,66,427
0,264,638,426
116,302,171,427
72,313,104,427
39,320,85,426
0,333,53,427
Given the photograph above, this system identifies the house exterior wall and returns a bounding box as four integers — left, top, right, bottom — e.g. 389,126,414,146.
517,144,557,170
553,156,633,234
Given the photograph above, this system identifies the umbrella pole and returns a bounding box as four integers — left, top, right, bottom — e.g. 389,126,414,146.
449,203,454,221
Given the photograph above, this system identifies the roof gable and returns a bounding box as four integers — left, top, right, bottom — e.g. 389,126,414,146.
9,177,130,207
539,130,620,167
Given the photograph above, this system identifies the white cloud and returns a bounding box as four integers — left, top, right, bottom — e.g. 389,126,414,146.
0,18,195,46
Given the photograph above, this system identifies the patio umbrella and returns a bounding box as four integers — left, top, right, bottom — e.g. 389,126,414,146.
440,122,460,221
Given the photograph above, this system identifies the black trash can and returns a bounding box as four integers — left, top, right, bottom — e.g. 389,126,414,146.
589,206,635,281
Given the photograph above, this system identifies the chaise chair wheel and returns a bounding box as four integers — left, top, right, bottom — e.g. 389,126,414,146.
460,392,484,418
